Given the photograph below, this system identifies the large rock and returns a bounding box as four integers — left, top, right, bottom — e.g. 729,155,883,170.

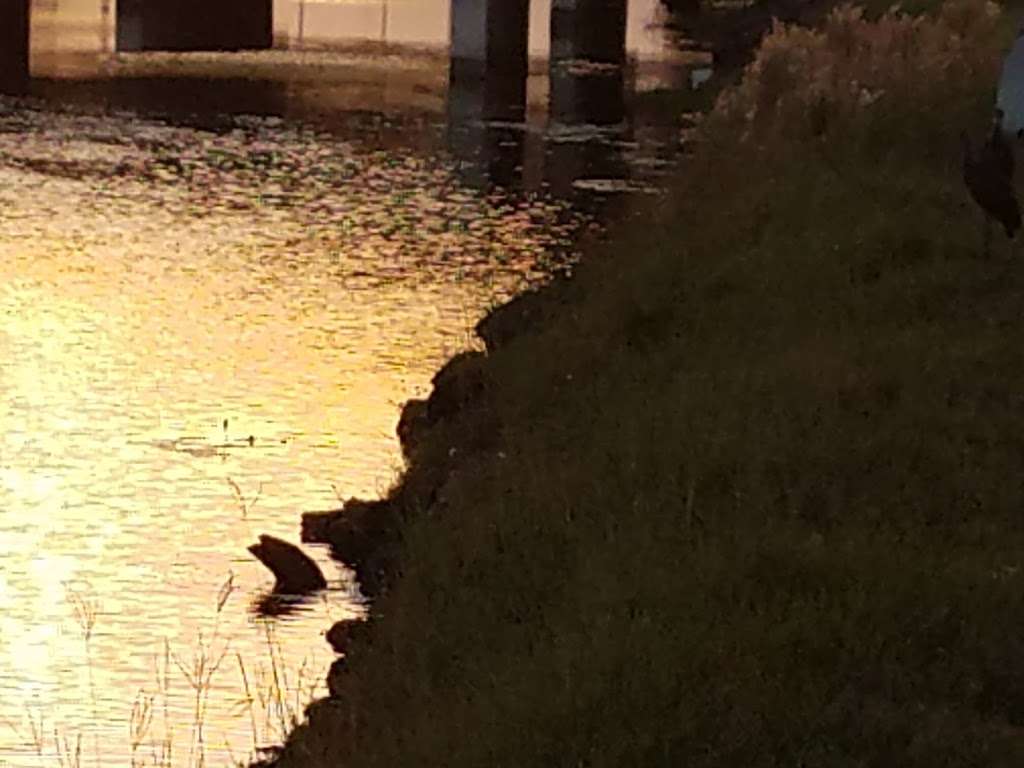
247,535,327,594
397,351,496,464
326,619,369,654
474,275,572,352
426,351,490,424
397,398,429,459
325,498,396,570
301,509,341,543
302,498,403,598
327,656,349,699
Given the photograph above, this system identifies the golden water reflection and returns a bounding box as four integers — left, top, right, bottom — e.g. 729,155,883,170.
0,103,580,766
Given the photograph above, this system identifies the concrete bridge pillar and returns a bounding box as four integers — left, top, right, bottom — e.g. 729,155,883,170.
549,0,629,127
448,0,530,123
447,0,530,189
0,0,30,95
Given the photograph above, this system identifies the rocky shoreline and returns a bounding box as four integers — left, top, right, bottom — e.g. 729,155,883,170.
299,275,575,698
290,0,846,731
255,0,1019,762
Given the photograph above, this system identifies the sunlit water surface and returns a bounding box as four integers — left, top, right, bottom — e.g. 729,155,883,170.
0,103,581,767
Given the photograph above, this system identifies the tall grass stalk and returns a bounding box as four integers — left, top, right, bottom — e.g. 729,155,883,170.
171,574,236,768
53,730,81,768
65,582,99,768
129,690,156,767
226,478,263,520
2,575,323,768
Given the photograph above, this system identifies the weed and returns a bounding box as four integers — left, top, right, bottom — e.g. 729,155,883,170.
2,576,322,768
227,479,263,520
266,2,1024,766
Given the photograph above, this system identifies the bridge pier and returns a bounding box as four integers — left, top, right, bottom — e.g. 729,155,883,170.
449,0,530,124
447,0,530,189
0,0,30,95
549,0,629,128
551,0,628,64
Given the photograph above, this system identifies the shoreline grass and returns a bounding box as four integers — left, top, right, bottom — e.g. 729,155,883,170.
1,577,324,768
265,0,1024,765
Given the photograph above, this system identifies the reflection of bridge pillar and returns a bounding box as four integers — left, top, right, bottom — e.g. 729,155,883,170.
447,121,526,190
544,133,629,198
447,0,529,189
117,0,272,52
549,0,628,127
0,0,30,95
449,0,530,124
551,0,628,64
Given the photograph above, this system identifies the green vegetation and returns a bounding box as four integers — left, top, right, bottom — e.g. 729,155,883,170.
274,2,1024,765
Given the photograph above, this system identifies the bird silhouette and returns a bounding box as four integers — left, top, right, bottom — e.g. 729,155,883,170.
962,110,1021,256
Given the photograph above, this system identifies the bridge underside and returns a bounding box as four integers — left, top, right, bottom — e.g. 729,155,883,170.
117,0,272,52
0,0,30,95
0,0,272,94
3,0,630,129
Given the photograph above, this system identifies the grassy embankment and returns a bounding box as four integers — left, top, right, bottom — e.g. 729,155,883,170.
274,1,1024,765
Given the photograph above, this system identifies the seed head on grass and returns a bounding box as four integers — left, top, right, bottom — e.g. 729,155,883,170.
129,690,155,767
64,582,97,643
53,728,82,768
170,573,238,768
227,477,263,519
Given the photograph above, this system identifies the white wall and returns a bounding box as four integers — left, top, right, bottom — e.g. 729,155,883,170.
273,0,450,48
31,0,114,54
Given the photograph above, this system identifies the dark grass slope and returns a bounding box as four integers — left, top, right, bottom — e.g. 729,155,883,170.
267,2,1024,765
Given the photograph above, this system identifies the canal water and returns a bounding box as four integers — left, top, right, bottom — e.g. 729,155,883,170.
1,3,706,766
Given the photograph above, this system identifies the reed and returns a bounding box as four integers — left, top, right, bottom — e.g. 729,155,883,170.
2,576,323,768
226,478,263,521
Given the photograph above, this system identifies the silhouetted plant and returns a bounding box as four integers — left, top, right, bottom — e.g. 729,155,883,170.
708,0,1003,145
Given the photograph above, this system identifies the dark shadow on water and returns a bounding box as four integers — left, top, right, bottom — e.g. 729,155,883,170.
24,1,706,218
29,71,448,150
446,120,526,190
251,591,320,619
16,0,771,216
32,75,290,132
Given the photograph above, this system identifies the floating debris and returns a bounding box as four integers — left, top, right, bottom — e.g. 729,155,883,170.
571,178,663,194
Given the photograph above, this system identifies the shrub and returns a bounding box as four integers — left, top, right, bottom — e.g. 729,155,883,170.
708,0,1005,149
